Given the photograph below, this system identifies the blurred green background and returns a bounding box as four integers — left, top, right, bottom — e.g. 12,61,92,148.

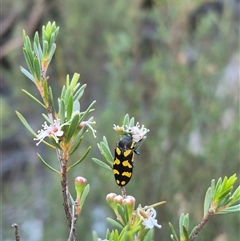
1,0,239,240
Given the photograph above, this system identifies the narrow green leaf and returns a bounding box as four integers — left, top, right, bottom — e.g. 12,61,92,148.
48,43,56,64
20,67,34,82
182,226,189,241
43,40,48,57
107,218,124,229
37,153,60,174
117,204,127,225
70,73,80,90
22,89,45,107
228,186,240,205
189,226,197,238
218,204,240,214
129,117,135,127
33,56,41,81
43,79,49,104
123,114,130,126
48,135,63,150
179,213,185,237
204,187,212,216
210,179,216,201
92,158,112,170
69,136,83,156
48,86,56,115
66,94,73,121
66,113,79,142
67,146,91,171
23,48,34,74
73,83,80,93
59,99,65,125
61,85,66,100
42,113,51,123
218,186,233,200
80,184,90,207
99,141,113,166
73,84,87,101
16,111,37,136
168,222,179,241
143,229,154,241
183,214,189,230
78,100,96,123
73,100,80,112
92,231,99,241
214,177,222,199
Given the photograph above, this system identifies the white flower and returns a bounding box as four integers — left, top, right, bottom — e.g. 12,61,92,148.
113,122,149,142
125,122,149,142
137,207,161,229
34,118,69,146
80,117,97,138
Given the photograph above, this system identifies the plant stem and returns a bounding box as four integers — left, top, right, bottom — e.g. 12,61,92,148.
11,223,20,241
60,152,77,240
190,210,213,241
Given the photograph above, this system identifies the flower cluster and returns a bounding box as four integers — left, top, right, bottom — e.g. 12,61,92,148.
34,118,69,146
106,193,161,230
34,115,97,146
113,122,149,142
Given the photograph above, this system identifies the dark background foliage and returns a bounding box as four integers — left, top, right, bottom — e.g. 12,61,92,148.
1,0,239,240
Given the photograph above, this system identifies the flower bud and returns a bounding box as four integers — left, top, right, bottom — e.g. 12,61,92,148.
114,195,124,205
106,193,118,212
75,176,87,199
122,195,136,222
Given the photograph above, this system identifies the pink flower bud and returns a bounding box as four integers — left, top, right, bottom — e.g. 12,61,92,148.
114,195,124,204
75,176,87,199
122,196,136,222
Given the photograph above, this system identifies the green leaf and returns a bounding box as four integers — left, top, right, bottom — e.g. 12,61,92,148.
182,225,189,241
42,113,51,123
22,89,45,107
183,214,189,230
218,204,240,214
80,184,90,207
228,186,240,206
129,117,135,127
48,135,63,150
218,186,233,201
117,204,127,225
33,56,41,81
204,187,212,216
98,139,114,166
69,136,83,156
20,67,34,82
73,84,87,101
59,99,65,125
48,86,56,115
92,158,112,170
23,48,34,74
37,153,60,174
66,113,80,142
168,222,179,241
43,78,49,104
143,229,154,241
66,94,73,121
16,111,37,136
189,226,197,238
78,100,96,123
106,217,124,229
43,40,48,57
92,231,99,241
67,146,91,171
70,73,80,90
123,114,130,126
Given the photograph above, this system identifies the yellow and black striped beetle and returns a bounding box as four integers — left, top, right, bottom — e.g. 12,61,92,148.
113,134,141,187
